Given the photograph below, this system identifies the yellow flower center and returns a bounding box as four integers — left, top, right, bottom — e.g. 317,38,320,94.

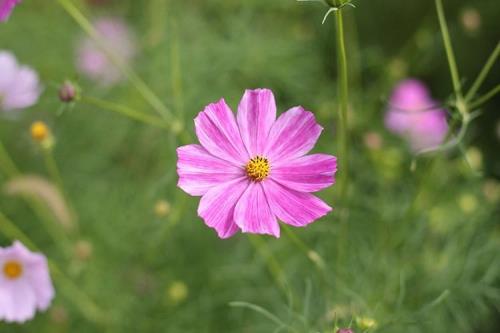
245,156,270,181
30,121,49,143
3,261,23,280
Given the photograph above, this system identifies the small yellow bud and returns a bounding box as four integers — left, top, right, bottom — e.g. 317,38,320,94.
458,194,478,214
166,280,188,304
30,121,50,143
356,316,377,330
154,200,171,217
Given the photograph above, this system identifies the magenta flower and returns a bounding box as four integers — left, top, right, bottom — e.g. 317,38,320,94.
76,17,136,86
385,79,448,152
0,50,41,113
177,89,337,238
0,0,21,22
0,241,54,323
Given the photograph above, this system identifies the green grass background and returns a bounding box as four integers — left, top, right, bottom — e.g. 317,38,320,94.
0,0,499,332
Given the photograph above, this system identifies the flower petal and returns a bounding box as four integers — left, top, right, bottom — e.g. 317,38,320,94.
271,154,337,192
263,179,331,227
237,88,276,156
234,182,280,237
198,178,249,239
177,144,244,196
0,280,37,323
264,106,323,162
194,98,248,165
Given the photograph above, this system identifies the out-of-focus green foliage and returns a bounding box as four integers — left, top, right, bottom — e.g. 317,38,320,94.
0,0,499,332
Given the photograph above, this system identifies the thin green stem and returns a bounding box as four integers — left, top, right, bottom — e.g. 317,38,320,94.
0,140,73,257
248,236,289,296
435,0,462,99
0,139,19,177
469,84,500,110
0,211,35,248
56,0,176,124
465,42,500,102
334,7,350,200
80,96,171,130
0,211,107,325
43,148,64,191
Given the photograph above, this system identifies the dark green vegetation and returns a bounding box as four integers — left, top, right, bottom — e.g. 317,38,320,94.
0,0,499,332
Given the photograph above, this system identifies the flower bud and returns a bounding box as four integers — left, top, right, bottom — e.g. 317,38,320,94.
30,121,51,143
58,81,77,103
154,200,171,217
337,329,354,333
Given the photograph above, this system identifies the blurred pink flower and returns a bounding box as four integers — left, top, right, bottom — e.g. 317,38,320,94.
76,17,136,86
0,0,21,22
0,241,54,323
0,50,41,113
385,79,448,152
177,88,337,239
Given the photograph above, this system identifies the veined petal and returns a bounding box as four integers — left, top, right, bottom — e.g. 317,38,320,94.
0,280,37,323
234,182,280,237
177,144,244,196
264,106,323,162
271,154,337,192
194,98,248,165
263,179,331,227
198,178,249,239
237,89,276,156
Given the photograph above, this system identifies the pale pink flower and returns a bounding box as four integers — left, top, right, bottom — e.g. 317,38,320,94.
0,50,41,113
177,89,337,239
0,241,55,323
0,0,21,22
385,79,448,152
76,17,136,86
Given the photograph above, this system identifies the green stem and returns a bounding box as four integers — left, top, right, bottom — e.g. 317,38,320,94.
248,236,289,296
469,84,500,110
0,140,73,257
465,42,500,102
0,139,19,177
56,0,175,124
334,7,350,200
435,0,463,99
80,96,171,130
0,211,106,325
43,148,64,191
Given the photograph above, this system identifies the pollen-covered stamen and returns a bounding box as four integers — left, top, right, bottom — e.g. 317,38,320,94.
3,261,23,279
246,156,270,181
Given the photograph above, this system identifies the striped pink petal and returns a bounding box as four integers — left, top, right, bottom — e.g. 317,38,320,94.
264,106,323,162
198,178,249,239
194,99,249,165
271,154,337,192
263,179,331,227
177,144,244,196
234,182,280,237
237,88,276,156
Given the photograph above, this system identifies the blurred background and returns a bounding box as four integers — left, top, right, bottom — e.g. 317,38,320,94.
0,0,499,332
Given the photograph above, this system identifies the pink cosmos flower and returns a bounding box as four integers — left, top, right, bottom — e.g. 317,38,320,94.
0,241,55,323
385,79,448,152
0,0,21,22
177,89,337,239
76,17,136,86
0,50,41,113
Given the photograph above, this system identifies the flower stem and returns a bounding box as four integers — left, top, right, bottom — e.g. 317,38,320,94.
0,139,19,177
465,42,500,102
435,0,462,99
56,0,177,124
333,2,350,200
469,84,500,110
80,96,171,130
0,139,73,258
